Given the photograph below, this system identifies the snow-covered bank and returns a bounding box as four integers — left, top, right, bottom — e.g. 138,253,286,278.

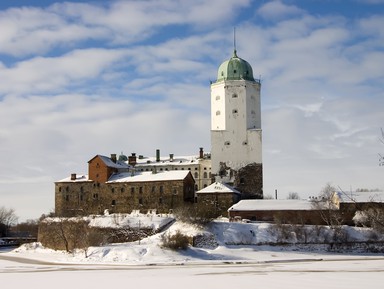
3,216,384,265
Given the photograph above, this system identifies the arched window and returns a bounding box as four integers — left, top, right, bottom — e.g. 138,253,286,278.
203,172,208,178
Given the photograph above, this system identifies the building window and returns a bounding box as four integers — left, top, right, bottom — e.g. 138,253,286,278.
121,187,125,193
216,110,221,116
159,197,163,204
160,186,164,193
203,172,208,178
139,187,143,193
152,186,156,193
194,172,198,178
66,186,69,192
240,178,245,185
232,109,238,114
131,187,135,193
111,188,115,193
58,187,62,192
224,141,230,146
65,195,69,201
216,95,220,100
243,141,248,145
139,198,143,205
232,93,238,98
233,70,237,74
111,200,116,206
93,193,98,200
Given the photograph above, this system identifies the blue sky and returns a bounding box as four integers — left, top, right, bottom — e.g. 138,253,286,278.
0,0,384,221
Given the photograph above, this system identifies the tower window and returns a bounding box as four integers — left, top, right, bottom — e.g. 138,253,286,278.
243,141,248,145
215,95,220,100
232,109,238,114
224,141,230,146
216,110,221,116
111,200,116,206
234,70,237,74
232,93,238,98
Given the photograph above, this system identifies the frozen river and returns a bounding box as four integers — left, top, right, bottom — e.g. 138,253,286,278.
1,251,384,289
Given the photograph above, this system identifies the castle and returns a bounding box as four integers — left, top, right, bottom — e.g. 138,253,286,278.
55,48,263,217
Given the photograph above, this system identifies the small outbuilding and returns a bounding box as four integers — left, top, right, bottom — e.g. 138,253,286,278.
228,199,326,225
196,182,241,216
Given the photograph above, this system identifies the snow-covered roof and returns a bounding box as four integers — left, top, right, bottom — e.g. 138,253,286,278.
91,155,130,169
336,191,384,203
228,199,314,212
107,170,191,183
56,175,90,183
197,182,241,195
134,155,204,167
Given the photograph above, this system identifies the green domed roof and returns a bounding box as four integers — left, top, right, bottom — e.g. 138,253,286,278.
216,50,255,82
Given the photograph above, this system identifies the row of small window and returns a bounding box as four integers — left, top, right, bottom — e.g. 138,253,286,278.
216,110,256,116
215,94,257,100
64,196,164,206
111,186,165,194
138,167,210,172
224,141,249,146
215,94,238,100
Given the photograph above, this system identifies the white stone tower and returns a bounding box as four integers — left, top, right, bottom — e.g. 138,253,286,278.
210,49,263,198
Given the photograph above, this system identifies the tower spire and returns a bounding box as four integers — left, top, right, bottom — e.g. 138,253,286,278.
233,27,237,57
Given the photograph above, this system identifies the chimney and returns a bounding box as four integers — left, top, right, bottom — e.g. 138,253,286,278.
156,149,160,162
111,154,117,163
199,147,204,159
70,173,77,181
169,154,174,162
128,153,137,166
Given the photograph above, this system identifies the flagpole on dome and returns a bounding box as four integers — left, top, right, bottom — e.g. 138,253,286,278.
233,27,237,57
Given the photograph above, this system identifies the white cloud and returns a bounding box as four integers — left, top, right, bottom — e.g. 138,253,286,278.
257,0,304,20
0,48,128,95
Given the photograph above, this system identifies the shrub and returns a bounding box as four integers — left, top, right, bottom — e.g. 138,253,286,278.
161,230,190,250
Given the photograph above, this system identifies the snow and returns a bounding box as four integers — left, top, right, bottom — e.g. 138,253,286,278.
197,182,241,194
229,199,314,211
107,170,190,183
1,215,384,288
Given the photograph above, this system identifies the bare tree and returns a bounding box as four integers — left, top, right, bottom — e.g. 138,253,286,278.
311,183,344,229
287,192,300,200
0,207,18,237
380,127,384,166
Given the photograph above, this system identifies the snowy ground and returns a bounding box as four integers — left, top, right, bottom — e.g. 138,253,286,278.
1,216,384,288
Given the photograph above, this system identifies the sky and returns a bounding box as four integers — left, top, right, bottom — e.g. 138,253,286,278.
0,0,384,222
